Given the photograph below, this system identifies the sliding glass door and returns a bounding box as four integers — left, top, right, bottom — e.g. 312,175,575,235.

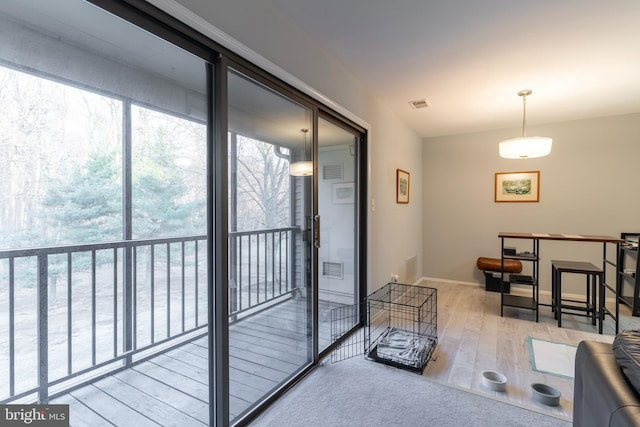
317,116,362,352
227,69,314,423
1,1,367,425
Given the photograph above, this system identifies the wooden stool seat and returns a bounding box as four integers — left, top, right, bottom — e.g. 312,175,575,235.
476,257,522,273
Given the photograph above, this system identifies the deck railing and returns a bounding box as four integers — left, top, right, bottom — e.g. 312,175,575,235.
0,227,297,404
229,227,298,316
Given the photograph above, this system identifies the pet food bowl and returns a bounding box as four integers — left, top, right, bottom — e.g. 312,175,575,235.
481,370,507,392
531,383,561,406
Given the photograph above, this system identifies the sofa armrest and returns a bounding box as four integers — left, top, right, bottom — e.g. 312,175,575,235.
574,341,640,427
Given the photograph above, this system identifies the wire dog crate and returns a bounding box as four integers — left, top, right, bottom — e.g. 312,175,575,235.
329,283,437,373
365,283,437,373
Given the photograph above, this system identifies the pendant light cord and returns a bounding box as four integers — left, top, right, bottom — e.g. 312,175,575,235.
517,89,532,138
522,93,527,137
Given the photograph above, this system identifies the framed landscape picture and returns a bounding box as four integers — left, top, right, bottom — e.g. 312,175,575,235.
495,171,540,203
396,169,410,204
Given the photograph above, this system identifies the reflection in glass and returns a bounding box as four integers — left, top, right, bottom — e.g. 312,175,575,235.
317,118,359,352
227,70,313,422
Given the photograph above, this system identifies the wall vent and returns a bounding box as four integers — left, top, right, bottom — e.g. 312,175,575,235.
323,164,343,180
406,256,418,283
322,261,344,279
408,98,430,109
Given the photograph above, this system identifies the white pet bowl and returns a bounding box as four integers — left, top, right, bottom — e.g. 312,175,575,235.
531,383,561,406
481,370,507,392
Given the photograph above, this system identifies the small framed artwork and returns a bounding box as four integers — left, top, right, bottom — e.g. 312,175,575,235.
396,169,410,204
494,170,540,203
333,182,355,204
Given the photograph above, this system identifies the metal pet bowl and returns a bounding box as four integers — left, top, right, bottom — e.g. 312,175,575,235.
481,370,507,392
531,383,561,406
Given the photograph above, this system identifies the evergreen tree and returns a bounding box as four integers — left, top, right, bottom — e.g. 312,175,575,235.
42,149,122,244
132,113,204,238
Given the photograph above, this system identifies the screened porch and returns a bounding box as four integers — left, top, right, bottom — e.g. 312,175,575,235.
0,231,341,425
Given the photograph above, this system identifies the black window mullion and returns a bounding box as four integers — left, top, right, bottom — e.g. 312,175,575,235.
210,57,230,427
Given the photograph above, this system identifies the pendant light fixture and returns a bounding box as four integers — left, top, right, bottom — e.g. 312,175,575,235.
289,128,313,176
499,89,552,159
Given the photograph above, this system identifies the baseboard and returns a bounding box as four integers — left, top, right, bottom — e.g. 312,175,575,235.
418,276,616,303
419,276,481,288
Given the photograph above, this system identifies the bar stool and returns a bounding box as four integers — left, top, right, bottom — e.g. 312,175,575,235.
550,260,602,329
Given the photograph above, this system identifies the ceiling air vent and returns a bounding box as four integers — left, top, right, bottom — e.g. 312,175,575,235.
323,164,343,180
408,98,430,110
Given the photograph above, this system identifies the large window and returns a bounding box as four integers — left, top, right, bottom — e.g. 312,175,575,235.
0,0,210,421
227,69,314,423
0,65,126,390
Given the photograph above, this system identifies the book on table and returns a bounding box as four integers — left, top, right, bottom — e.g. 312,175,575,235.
509,274,534,284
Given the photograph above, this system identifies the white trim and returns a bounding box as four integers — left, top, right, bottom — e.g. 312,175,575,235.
365,128,372,295
145,0,371,132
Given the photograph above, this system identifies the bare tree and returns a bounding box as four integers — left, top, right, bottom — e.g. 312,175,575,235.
0,65,123,249
234,134,290,231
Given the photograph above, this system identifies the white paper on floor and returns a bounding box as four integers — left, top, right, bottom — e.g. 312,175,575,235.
528,337,577,379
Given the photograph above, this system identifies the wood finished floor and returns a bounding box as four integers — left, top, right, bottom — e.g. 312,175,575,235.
421,279,640,422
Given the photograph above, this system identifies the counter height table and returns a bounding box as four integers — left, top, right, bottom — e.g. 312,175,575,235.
498,232,624,333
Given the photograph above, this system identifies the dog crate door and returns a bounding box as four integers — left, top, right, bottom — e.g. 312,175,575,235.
330,303,364,363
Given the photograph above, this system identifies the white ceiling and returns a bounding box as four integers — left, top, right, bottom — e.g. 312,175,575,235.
268,0,640,138
4,0,640,140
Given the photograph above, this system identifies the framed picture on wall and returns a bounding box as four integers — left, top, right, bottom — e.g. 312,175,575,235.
494,170,540,202
396,169,410,204
333,182,355,204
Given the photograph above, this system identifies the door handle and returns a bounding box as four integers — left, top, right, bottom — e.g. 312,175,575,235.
314,215,321,248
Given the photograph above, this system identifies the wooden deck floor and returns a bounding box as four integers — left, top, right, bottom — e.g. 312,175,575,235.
51,297,346,426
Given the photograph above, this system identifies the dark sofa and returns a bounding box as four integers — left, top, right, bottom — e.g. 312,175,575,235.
574,331,640,427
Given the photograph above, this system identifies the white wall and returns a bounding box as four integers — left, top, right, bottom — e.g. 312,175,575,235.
318,145,357,304
169,0,424,291
367,101,423,287
423,113,640,294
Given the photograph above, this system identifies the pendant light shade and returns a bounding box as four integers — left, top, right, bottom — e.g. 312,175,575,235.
499,136,553,159
289,161,313,176
290,128,312,176
499,90,552,159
